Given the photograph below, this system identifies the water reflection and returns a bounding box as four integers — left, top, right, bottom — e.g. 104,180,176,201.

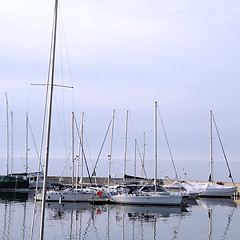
197,198,237,208
196,198,237,240
0,192,29,202
0,192,29,240
109,204,187,222
0,195,239,239
44,202,188,239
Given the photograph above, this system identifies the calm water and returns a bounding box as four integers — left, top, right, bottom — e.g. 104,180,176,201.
0,192,239,240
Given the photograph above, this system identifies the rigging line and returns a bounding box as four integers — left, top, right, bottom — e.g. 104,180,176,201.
26,7,53,113
91,118,112,177
0,96,4,113
53,93,68,157
61,147,71,178
31,83,73,88
83,126,94,172
59,3,75,113
212,114,235,185
61,150,71,177
58,15,68,154
128,114,142,146
12,117,25,170
28,118,44,172
135,140,148,179
157,107,179,181
74,115,92,185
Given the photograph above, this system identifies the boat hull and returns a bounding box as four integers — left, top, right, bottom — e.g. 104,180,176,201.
0,175,29,189
198,187,237,197
110,194,182,206
36,189,92,202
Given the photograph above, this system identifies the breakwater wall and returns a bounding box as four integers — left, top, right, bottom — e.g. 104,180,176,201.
47,176,240,191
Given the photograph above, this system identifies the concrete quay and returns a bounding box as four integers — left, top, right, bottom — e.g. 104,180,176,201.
47,176,240,191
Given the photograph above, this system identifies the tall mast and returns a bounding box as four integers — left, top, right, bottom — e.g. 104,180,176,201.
79,113,84,190
26,112,29,175
209,110,213,182
141,132,145,178
134,139,137,179
5,93,9,175
72,112,75,189
108,110,115,187
123,110,128,180
11,111,13,175
154,102,158,192
39,0,58,239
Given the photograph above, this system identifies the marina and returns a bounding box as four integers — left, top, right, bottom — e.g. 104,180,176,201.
1,0,240,239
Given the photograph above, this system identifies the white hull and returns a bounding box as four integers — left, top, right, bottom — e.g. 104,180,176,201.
198,188,237,197
110,193,182,206
182,182,237,197
164,182,199,199
36,189,92,202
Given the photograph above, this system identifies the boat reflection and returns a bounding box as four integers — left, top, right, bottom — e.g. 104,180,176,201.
0,191,29,201
197,197,237,208
109,204,188,222
197,198,236,240
45,202,91,220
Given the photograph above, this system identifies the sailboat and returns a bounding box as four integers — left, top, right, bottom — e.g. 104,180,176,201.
36,112,93,202
0,94,29,191
109,102,182,206
182,110,237,197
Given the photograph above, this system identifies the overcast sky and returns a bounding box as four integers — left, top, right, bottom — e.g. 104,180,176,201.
0,0,240,182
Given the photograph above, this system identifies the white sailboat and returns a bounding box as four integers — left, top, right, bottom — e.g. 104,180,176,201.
109,184,182,205
110,102,182,205
182,181,236,198
182,110,237,197
36,112,93,202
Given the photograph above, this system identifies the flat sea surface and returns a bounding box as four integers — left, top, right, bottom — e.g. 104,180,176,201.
0,192,240,240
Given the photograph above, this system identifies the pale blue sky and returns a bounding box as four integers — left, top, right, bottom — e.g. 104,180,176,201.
0,0,240,181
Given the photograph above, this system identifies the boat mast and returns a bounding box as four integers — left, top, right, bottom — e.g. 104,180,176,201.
5,93,9,175
108,110,115,187
154,102,158,192
123,110,128,180
76,112,83,189
39,0,58,239
11,111,13,175
134,139,137,179
72,112,75,189
26,112,29,175
141,132,146,178
209,110,213,182
79,112,84,189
